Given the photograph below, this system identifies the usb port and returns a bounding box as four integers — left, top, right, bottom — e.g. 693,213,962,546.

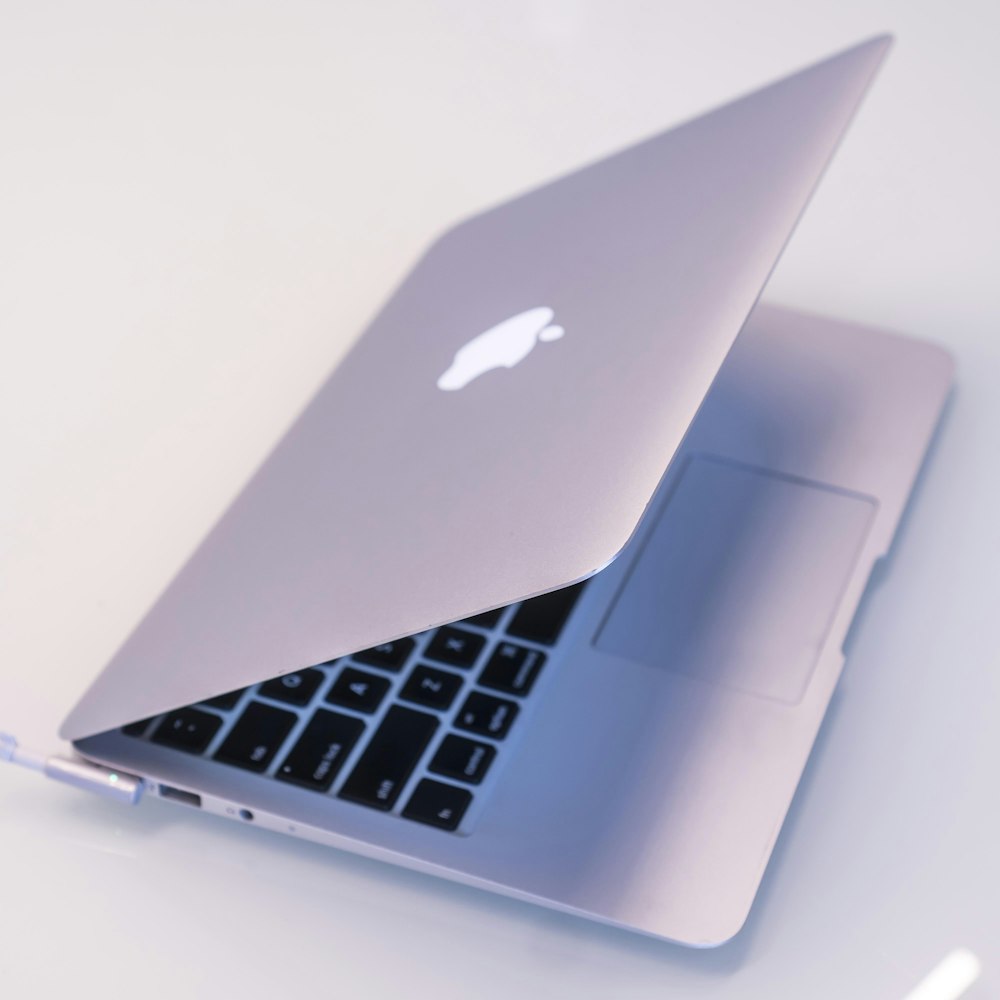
159,784,202,808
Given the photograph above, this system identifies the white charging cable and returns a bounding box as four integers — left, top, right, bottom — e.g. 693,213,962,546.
1,731,144,804
0,732,45,771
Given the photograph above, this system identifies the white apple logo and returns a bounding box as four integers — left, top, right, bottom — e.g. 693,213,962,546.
437,307,565,391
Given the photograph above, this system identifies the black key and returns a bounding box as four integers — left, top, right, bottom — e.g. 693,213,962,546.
202,689,243,711
462,609,504,629
454,691,519,740
122,717,154,738
424,626,485,669
326,667,390,714
506,583,585,645
338,706,438,811
275,709,364,791
402,779,472,831
479,642,546,696
399,665,463,711
214,701,297,772
258,668,324,707
352,638,415,672
429,735,495,785
152,707,222,754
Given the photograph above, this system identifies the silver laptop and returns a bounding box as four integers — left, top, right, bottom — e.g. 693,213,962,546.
2,35,953,946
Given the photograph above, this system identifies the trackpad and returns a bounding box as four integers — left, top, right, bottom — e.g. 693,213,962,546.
595,456,875,704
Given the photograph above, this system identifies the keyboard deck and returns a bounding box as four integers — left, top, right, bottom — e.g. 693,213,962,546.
121,583,586,834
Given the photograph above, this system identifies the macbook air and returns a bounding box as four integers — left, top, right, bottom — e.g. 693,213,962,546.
1,35,953,946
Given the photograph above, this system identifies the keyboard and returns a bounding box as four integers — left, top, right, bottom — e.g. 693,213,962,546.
122,583,586,833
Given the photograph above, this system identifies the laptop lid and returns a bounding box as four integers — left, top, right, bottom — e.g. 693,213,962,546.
62,36,891,741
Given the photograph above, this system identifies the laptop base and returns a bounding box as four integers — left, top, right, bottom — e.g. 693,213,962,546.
77,304,952,946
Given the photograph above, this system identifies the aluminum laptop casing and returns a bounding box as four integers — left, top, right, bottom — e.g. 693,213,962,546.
77,304,953,945
62,36,893,740
49,33,959,948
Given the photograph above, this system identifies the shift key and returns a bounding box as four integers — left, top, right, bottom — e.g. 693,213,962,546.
338,706,438,811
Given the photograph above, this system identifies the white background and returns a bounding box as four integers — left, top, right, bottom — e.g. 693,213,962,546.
1,1,998,997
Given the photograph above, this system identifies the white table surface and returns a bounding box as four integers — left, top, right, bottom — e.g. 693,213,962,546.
2,2,998,997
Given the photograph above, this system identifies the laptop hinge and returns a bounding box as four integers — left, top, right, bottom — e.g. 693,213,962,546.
1,731,144,805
